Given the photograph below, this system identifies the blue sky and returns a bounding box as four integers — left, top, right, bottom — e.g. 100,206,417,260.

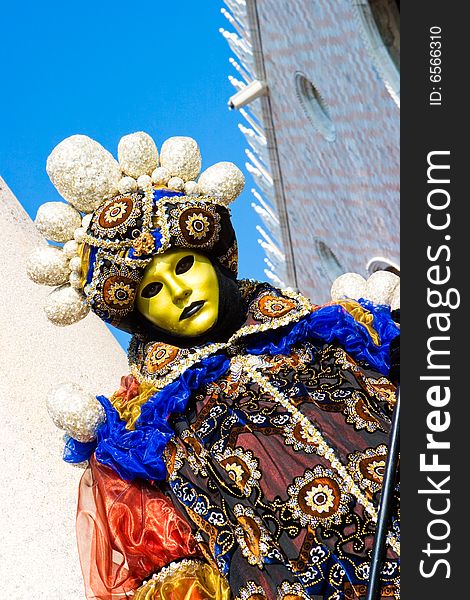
0,0,266,348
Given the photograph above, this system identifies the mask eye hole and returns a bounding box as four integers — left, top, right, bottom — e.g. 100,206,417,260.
141,281,163,298
175,255,195,275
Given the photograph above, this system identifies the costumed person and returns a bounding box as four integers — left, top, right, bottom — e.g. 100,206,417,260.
27,132,400,600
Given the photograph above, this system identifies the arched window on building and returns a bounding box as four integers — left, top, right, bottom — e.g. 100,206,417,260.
294,73,336,142
353,0,400,106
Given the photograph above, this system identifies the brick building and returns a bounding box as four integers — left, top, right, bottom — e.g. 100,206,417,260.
221,0,400,301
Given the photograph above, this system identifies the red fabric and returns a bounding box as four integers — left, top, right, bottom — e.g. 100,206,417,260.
114,374,140,404
76,455,200,600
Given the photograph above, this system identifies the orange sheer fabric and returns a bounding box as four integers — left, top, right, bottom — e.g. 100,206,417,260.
133,560,231,600
77,455,200,600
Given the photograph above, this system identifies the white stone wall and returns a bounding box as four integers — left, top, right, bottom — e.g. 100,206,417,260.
0,177,128,599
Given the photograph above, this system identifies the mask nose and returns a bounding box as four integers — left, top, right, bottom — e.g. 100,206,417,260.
171,281,192,304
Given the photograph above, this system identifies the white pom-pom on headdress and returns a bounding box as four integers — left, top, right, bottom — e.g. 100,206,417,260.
118,131,159,179
46,135,121,213
44,284,90,326
198,161,245,205
160,136,202,181
26,246,71,286
34,202,82,243
46,382,105,443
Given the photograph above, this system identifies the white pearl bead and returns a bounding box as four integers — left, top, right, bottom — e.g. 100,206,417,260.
74,227,86,243
118,176,138,194
137,174,152,189
69,256,82,273
81,213,93,230
151,166,170,186
69,271,82,289
184,181,200,196
167,176,185,191
63,240,80,258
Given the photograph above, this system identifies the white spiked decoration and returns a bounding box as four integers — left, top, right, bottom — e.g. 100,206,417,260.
44,284,90,326
46,382,106,443
118,132,159,179
364,271,400,305
160,137,202,181
26,246,71,286
34,202,82,243
198,162,245,205
46,135,121,213
331,273,367,301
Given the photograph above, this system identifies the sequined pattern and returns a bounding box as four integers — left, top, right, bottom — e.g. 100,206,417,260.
163,343,399,599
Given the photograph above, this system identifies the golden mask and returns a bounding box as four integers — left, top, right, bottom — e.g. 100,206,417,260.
136,249,219,337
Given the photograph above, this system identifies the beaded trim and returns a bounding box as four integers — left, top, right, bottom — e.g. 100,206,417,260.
128,287,312,388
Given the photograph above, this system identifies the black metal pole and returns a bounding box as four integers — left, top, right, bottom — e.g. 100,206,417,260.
366,388,400,600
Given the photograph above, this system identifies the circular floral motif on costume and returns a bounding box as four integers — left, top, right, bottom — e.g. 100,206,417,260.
102,276,136,308
180,208,216,245
89,191,148,245
347,445,387,494
344,392,383,433
233,504,273,568
258,294,296,318
283,421,318,453
287,465,351,528
99,196,134,228
145,342,180,374
217,447,261,496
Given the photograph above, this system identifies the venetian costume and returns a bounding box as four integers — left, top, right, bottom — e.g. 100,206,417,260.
27,133,400,600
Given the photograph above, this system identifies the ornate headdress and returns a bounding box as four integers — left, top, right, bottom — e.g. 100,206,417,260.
27,132,245,326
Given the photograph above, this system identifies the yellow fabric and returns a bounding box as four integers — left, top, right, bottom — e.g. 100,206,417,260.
335,300,381,346
133,560,231,600
79,243,91,288
111,382,157,430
